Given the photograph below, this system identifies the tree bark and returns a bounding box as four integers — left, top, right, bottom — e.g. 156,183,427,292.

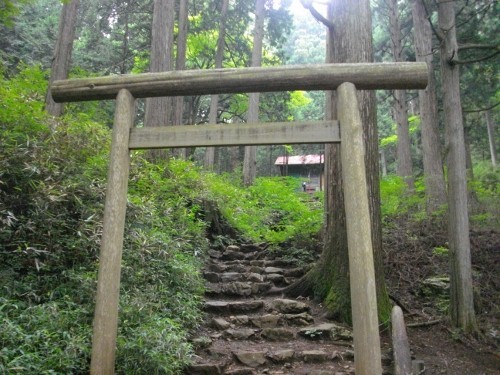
45,0,79,117
243,0,265,186
380,149,388,177
287,0,391,326
412,0,447,213
437,0,477,333
389,0,414,189
205,0,229,170
485,110,497,166
144,0,175,129
173,0,189,158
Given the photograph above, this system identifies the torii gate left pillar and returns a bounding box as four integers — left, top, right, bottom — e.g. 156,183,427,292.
90,89,135,374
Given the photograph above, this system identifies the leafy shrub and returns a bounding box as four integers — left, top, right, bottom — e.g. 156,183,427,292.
205,174,323,243
0,297,92,374
1,66,207,373
380,175,426,220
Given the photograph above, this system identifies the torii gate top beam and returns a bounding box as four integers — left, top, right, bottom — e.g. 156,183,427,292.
51,62,428,103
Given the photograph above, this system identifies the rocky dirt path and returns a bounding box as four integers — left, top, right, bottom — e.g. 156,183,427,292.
185,242,369,375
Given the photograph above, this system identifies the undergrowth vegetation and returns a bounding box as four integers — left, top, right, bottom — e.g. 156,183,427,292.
0,66,322,374
1,66,207,374
205,174,323,244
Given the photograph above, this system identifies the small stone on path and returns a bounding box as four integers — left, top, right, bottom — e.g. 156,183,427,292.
233,351,267,367
272,299,309,314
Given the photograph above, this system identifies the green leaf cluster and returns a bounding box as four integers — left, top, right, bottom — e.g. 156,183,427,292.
205,174,323,244
0,66,207,374
380,175,426,219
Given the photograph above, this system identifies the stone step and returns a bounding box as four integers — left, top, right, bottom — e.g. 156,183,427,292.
204,300,265,314
210,312,315,330
209,258,299,269
206,324,351,344
187,341,354,374
195,243,355,375
203,271,298,287
297,323,353,342
205,282,273,297
209,249,258,261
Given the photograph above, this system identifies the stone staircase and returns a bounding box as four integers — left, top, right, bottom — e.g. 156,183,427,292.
186,243,358,375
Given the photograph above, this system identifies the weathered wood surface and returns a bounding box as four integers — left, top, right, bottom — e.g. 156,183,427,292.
338,82,382,375
391,306,412,375
51,62,428,102
90,89,135,375
129,120,340,149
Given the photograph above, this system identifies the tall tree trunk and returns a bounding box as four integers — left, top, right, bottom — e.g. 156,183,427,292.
243,0,265,186
144,0,175,157
173,0,189,159
389,0,414,189
437,0,477,333
286,0,391,328
45,0,79,117
205,0,229,170
380,149,388,177
412,0,447,213
485,110,497,166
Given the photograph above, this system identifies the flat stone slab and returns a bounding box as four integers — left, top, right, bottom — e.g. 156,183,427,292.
250,314,281,328
249,260,266,267
225,328,257,340
208,250,222,259
283,312,314,326
230,315,250,325
272,298,310,314
299,350,329,363
192,336,213,349
206,263,228,273
240,243,262,253
261,327,295,341
211,317,231,330
264,266,284,274
225,264,247,273
221,272,244,282
233,351,267,367
222,250,246,260
299,323,353,341
246,272,264,282
267,349,295,363
265,273,285,284
203,271,220,283
249,266,264,274
207,282,269,297
204,300,264,314
226,244,241,252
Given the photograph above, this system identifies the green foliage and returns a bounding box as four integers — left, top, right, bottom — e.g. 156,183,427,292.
0,0,34,27
433,246,449,257
379,115,421,148
0,296,92,373
206,175,323,244
0,66,207,373
380,175,425,218
472,161,499,195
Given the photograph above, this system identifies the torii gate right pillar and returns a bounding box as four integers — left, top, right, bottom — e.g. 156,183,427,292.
338,82,382,375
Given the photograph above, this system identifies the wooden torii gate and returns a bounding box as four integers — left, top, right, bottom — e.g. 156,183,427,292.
51,62,427,375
